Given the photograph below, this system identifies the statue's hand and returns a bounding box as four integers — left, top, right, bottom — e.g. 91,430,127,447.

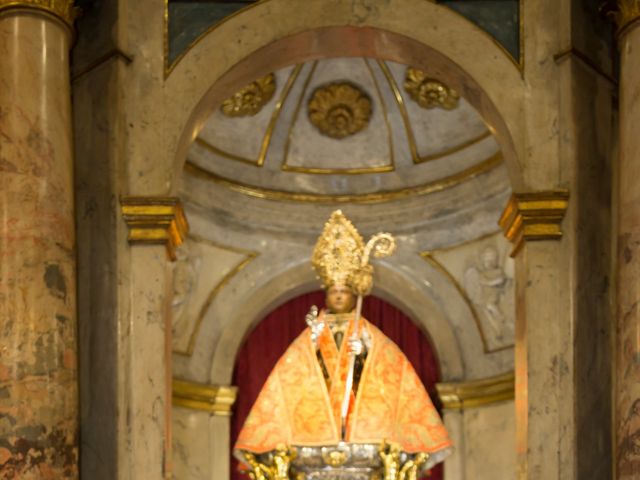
310,321,325,347
305,305,323,347
348,337,364,356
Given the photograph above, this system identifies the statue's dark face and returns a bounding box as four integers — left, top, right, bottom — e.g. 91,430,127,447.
325,283,355,314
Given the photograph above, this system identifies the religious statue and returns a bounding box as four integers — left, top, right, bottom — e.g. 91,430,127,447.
234,211,453,479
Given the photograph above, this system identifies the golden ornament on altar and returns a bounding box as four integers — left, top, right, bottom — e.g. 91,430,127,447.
311,210,396,296
221,73,276,117
308,82,372,139
404,67,460,110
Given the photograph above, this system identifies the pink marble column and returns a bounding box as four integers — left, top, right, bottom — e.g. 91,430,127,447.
616,3,640,478
0,4,78,478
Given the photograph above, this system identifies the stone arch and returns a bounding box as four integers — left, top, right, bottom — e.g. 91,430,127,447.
163,0,525,193
209,260,465,386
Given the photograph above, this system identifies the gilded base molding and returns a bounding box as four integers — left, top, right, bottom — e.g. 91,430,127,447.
120,196,189,261
498,190,569,257
172,378,238,415
436,371,515,410
0,0,77,29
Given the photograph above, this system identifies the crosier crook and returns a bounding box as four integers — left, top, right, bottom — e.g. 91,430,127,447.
340,233,396,439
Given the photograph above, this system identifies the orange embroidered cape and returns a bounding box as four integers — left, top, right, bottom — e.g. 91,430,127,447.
234,313,452,459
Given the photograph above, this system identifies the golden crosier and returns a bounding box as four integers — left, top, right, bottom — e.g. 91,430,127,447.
404,67,459,110
0,0,77,28
308,82,372,139
221,73,276,117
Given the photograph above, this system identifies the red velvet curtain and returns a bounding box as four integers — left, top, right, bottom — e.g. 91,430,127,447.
231,291,444,480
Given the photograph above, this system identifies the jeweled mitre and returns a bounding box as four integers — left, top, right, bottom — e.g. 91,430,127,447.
311,210,396,296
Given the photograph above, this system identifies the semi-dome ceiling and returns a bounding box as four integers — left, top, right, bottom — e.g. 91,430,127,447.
182,57,510,245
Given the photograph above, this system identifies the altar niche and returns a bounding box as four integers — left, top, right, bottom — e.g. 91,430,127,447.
231,291,444,480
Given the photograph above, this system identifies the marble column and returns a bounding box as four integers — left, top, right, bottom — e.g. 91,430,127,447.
0,2,77,478
616,2,640,478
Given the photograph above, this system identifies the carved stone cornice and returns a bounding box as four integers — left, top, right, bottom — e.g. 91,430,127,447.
120,196,189,261
172,378,238,415
616,0,640,36
498,190,569,257
436,372,514,410
0,0,77,29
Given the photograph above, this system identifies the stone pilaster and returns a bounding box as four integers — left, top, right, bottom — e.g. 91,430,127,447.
500,191,571,480
0,1,77,477
615,2,640,477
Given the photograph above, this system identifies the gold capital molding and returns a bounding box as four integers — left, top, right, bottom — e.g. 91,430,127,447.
172,378,238,415
498,190,569,257
0,0,77,29
120,196,189,261
436,371,514,410
615,0,640,35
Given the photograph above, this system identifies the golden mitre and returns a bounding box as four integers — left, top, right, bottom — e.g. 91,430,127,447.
311,210,396,296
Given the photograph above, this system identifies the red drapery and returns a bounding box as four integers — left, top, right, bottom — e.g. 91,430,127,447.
231,291,444,480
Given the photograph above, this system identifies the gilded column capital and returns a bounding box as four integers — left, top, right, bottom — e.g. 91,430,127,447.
615,0,640,35
120,196,189,261
0,0,77,29
498,190,569,257
172,378,238,415
436,372,514,410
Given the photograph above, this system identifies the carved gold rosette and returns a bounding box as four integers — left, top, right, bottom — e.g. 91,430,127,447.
220,73,276,117
308,82,372,139
616,0,640,33
404,67,459,110
0,0,77,28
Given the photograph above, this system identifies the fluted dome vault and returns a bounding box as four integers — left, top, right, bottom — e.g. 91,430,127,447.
182,57,510,243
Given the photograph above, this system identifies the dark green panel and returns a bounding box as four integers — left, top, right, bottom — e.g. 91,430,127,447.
439,0,520,63
168,1,256,66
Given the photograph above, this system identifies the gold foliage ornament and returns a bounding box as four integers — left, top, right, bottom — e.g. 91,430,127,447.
0,0,78,28
221,73,276,117
308,82,372,139
311,210,396,296
404,67,460,110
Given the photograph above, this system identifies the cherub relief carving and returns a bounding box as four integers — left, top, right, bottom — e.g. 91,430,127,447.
464,245,514,348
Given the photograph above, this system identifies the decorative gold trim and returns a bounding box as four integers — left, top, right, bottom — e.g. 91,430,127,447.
172,378,238,415
436,371,515,410
185,151,503,204
195,64,302,168
420,251,513,354
0,0,77,30
439,0,524,72
615,0,640,35
176,235,257,356
281,58,395,174
378,60,492,165
162,0,524,79
164,0,269,78
120,196,189,261
498,190,570,257
221,73,276,117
